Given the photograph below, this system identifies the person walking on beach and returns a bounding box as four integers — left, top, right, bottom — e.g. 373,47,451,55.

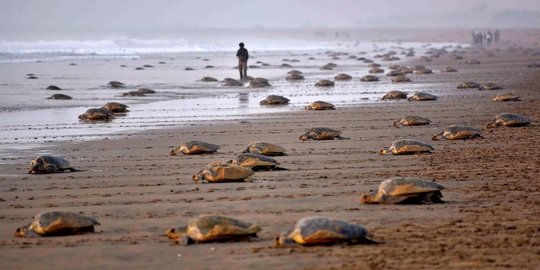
236,42,249,79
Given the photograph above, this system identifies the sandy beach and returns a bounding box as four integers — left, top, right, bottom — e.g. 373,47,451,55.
1,29,539,270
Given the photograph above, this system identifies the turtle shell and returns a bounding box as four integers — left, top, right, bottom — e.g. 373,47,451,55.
78,108,113,121
243,142,286,156
380,139,434,155
283,217,371,246
166,215,260,244
305,101,335,110
407,92,437,101
334,73,352,80
362,177,445,204
368,67,384,74
360,75,380,82
432,125,482,140
492,93,520,102
15,211,99,237
47,94,72,100
248,78,271,88
315,80,335,87
28,155,76,174
299,127,342,141
478,83,502,90
286,73,305,80
456,81,480,89
201,76,218,82
232,153,281,171
192,161,254,182
102,102,129,113
259,95,290,105
107,81,125,88
441,67,457,73
381,91,407,100
393,116,431,127
169,140,220,155
392,75,411,83
487,113,531,128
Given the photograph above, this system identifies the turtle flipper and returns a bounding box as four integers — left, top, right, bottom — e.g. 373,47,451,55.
178,235,194,246
336,135,350,140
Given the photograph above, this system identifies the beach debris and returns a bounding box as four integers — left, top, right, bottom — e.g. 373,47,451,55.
138,88,156,94
299,127,347,141
486,113,531,128
478,82,502,90
243,142,286,156
275,217,376,247
223,78,244,86
259,95,289,105
247,77,271,88
46,85,62,90
47,94,72,100
169,140,220,155
314,79,335,87
368,67,384,73
192,161,254,183
166,215,261,245
393,116,431,127
381,90,407,100
78,108,113,121
107,81,125,88
392,75,411,83
122,91,145,96
360,177,445,204
432,125,483,140
28,155,78,174
379,139,434,155
230,153,286,171
456,81,481,89
102,102,129,113
15,211,100,237
407,92,437,101
441,67,457,73
360,75,379,82
305,101,335,110
492,92,521,102
201,76,218,82
334,73,352,80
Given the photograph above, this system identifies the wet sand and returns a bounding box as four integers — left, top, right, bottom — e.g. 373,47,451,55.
1,30,540,269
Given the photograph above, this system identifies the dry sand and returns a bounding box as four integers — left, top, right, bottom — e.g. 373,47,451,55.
1,30,540,269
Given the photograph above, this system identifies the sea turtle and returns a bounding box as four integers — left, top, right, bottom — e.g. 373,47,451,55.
230,153,286,171
315,80,335,87
368,63,381,68
299,127,347,141
102,102,129,113
413,68,433,74
465,59,480,65
259,95,290,105
528,63,540,68
28,155,78,174
223,78,244,86
360,177,445,204
46,85,62,90
169,140,220,155
243,142,286,156
201,76,218,82
457,81,480,89
78,108,113,121
107,81,125,88
192,161,254,183
305,101,335,110
248,78,271,88
138,88,156,94
392,75,411,83
286,73,305,80
360,75,379,82
378,139,434,155
275,217,376,247
492,92,521,102
432,125,483,140
122,91,145,96
393,116,431,127
486,113,531,128
381,90,407,100
334,73,352,80
166,215,261,245
478,83,502,90
15,211,100,237
441,67,457,73
408,92,437,101
385,70,403,77
287,70,303,75
368,67,384,74
398,67,413,74
47,94,72,100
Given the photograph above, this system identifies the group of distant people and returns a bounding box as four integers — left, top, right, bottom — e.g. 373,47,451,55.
471,30,500,46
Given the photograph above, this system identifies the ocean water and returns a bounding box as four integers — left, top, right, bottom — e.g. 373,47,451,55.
0,33,462,162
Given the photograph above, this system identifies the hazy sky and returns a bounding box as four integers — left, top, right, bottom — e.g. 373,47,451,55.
1,0,539,30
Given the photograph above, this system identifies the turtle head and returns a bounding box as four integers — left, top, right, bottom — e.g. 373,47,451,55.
28,157,44,174
165,226,189,244
431,132,442,141
274,233,294,247
378,148,389,155
360,193,378,204
392,120,401,128
168,148,178,156
14,225,29,237
298,131,311,141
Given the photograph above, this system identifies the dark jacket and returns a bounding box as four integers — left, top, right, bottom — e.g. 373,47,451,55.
236,48,249,62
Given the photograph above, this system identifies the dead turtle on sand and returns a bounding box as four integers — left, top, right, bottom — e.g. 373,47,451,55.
259,95,290,105
478,83,502,90
379,139,434,155
78,108,113,121
243,142,286,156
299,127,347,141
315,79,335,87
393,116,431,127
275,217,376,247
15,211,99,237
360,75,379,82
486,113,531,128
169,140,220,155
230,153,286,171
381,90,407,100
360,177,445,204
492,92,521,102
193,161,254,183
432,125,483,140
305,101,335,110
166,215,261,245
457,81,480,89
102,102,129,113
28,155,78,174
47,94,72,100
407,92,437,101
334,73,352,80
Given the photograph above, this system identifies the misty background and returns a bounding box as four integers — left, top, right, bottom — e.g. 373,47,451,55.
1,0,539,40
